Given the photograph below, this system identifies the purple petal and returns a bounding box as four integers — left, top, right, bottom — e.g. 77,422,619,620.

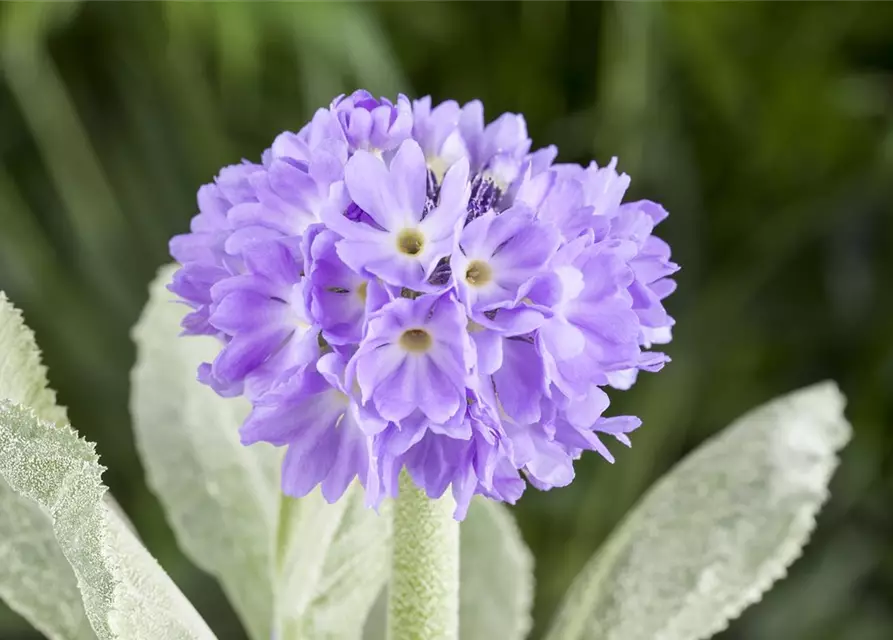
211,325,291,385
419,157,469,239
492,337,545,424
344,150,400,230
388,139,427,216
282,428,339,498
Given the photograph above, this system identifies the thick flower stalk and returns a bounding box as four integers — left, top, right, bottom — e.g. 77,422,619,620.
387,472,459,640
169,90,679,519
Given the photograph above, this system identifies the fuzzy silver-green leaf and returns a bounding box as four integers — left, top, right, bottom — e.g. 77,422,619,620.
0,478,95,640
279,489,391,640
0,291,92,639
460,499,534,640
545,382,851,640
0,400,215,639
0,291,67,425
130,265,278,640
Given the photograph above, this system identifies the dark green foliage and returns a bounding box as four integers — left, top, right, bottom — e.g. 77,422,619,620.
0,2,890,638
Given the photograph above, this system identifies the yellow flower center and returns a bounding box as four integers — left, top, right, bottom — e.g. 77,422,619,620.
399,328,433,353
464,260,493,287
397,229,425,256
467,320,486,333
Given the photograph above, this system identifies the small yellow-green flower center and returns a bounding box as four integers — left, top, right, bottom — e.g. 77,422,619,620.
467,320,486,333
464,260,493,287
399,328,432,353
397,229,425,256
356,281,368,303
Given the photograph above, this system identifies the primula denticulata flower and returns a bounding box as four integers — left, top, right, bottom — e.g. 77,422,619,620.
169,90,679,519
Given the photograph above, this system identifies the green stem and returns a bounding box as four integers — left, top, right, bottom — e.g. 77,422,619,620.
387,472,459,640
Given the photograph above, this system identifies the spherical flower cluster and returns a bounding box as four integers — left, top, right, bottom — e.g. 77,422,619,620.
169,90,678,519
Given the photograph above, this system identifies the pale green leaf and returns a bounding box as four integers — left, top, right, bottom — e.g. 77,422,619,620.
130,265,279,640
362,498,534,640
460,499,534,640
0,478,94,640
0,292,139,639
0,291,67,425
279,488,392,640
0,291,91,639
545,382,852,640
0,400,215,639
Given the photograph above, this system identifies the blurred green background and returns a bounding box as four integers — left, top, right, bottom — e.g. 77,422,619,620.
1,2,892,638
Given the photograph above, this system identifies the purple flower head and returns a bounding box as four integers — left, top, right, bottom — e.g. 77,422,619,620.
366,381,522,519
168,161,263,335
451,205,560,317
241,352,381,502
350,293,472,424
534,238,643,399
229,139,347,241
515,156,679,387
304,226,368,346
323,139,470,290
205,240,319,400
168,90,678,519
411,97,468,180
459,101,531,188
332,90,412,152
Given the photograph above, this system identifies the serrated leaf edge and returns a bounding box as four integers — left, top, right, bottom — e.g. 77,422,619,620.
0,399,213,639
682,382,848,640
0,291,67,425
545,382,851,640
